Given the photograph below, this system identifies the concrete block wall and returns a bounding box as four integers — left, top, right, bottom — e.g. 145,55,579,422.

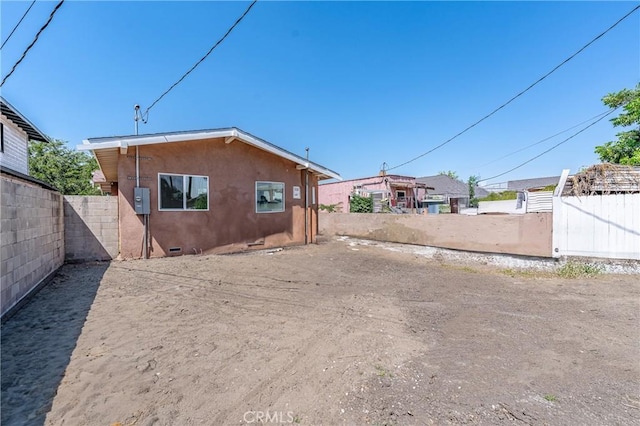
319,212,553,258
1,174,64,317
64,196,118,262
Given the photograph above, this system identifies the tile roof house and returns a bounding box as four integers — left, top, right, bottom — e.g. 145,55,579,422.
416,174,489,203
79,127,341,258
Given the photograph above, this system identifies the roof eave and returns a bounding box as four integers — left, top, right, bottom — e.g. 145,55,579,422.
78,128,342,181
0,96,49,143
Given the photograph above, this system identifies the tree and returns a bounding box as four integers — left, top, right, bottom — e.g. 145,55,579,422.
467,175,480,207
594,84,640,166
438,170,459,180
28,139,101,195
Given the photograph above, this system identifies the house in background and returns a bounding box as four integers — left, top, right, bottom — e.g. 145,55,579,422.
318,173,431,213
79,127,340,259
416,174,489,213
481,175,560,193
1,98,64,319
1,96,49,175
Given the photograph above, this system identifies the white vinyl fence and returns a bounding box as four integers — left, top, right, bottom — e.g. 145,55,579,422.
552,193,640,260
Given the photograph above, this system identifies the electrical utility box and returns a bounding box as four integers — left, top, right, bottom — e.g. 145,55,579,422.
134,187,150,214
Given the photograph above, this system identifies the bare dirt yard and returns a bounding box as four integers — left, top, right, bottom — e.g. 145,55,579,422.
2,237,639,425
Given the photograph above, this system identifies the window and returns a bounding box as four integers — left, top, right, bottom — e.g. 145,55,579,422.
396,190,406,199
1,123,4,153
159,173,208,211
256,181,284,213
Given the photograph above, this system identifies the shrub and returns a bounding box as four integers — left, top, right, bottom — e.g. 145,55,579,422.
478,190,518,202
350,194,373,213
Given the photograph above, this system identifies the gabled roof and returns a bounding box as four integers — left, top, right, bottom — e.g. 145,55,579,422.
416,174,489,198
78,127,342,183
507,176,560,191
0,97,48,143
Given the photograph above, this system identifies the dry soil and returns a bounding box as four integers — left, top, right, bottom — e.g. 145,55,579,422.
2,237,639,425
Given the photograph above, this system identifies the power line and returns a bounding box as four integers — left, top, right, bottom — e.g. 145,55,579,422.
387,3,640,172
142,0,258,120
1,0,64,88
479,109,616,184
472,110,613,170
1,0,37,50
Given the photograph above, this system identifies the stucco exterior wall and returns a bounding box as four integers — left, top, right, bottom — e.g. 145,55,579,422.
0,114,29,175
64,196,119,262
117,138,319,258
318,175,423,211
1,173,64,317
319,212,553,258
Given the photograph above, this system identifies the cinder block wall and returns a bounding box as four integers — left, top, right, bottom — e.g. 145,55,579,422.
64,196,118,262
1,175,64,317
319,212,553,258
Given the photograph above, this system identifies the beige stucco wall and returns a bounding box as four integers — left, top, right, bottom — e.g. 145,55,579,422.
1,173,64,317
117,138,320,259
319,212,553,258
64,196,119,262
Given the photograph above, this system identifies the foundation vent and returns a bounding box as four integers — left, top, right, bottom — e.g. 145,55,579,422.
168,247,182,253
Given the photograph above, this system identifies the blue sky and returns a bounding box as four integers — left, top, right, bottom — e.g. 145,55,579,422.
2,1,638,184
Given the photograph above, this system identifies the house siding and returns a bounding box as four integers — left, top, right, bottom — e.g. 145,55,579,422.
117,137,319,258
0,115,29,175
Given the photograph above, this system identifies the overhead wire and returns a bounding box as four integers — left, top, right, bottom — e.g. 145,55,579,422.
387,3,640,172
1,0,64,87
479,108,617,184
1,0,37,50
141,0,258,121
472,109,614,170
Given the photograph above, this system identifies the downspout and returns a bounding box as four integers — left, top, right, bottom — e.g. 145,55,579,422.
134,105,148,259
304,148,309,245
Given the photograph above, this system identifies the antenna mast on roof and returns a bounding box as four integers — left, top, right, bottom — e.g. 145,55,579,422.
134,104,141,136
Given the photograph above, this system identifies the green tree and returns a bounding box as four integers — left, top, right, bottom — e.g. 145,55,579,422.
28,139,101,195
594,84,640,165
438,170,459,180
468,175,480,207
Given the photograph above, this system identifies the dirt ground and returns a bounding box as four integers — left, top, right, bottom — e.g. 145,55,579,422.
2,237,639,425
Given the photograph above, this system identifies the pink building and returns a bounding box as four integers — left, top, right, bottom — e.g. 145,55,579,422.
318,174,431,213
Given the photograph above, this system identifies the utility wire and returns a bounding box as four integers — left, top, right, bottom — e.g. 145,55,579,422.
1,0,37,50
479,109,617,184
387,3,640,172
472,109,614,170
142,0,258,120
1,0,64,87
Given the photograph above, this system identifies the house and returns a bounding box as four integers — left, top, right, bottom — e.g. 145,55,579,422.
318,173,431,213
1,96,48,175
78,127,341,259
481,175,560,193
1,98,64,319
415,174,489,213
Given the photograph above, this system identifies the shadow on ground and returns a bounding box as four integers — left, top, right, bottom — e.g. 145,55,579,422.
1,263,108,426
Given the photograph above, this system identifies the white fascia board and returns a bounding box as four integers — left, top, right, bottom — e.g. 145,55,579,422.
235,129,341,180
77,128,342,180
77,140,121,151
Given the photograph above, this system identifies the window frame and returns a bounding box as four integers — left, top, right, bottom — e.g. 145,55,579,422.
255,181,285,214
158,172,209,212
